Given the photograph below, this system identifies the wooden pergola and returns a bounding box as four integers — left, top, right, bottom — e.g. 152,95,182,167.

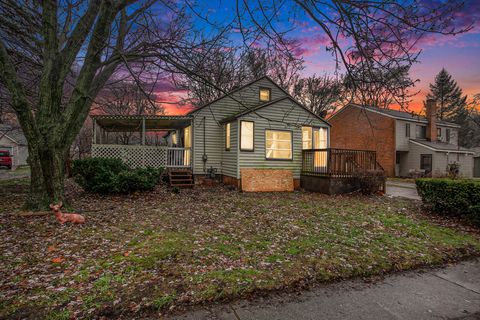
92,114,192,145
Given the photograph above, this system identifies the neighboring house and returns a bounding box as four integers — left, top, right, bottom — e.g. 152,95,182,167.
92,76,334,191
473,147,480,178
329,100,475,178
0,125,29,167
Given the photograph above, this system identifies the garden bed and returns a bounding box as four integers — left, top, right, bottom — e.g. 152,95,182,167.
1,179,479,319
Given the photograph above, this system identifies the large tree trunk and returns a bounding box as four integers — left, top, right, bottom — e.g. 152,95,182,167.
24,142,68,210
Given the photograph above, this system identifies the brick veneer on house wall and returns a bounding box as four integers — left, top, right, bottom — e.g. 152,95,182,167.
329,105,396,177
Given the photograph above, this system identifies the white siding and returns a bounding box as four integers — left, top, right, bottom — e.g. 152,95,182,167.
395,120,411,151
395,119,459,151
401,142,473,178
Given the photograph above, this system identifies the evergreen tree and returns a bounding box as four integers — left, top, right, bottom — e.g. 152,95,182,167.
427,68,468,122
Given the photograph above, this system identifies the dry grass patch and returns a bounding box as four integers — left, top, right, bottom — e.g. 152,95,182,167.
0,181,479,319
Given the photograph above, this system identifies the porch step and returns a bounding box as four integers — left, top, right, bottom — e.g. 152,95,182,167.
168,169,194,188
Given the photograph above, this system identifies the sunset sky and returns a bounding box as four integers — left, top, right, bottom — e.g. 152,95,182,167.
158,1,480,115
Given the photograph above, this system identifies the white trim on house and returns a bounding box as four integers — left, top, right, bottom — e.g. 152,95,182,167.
409,139,475,154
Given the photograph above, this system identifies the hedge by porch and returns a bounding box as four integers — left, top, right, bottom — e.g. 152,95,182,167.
416,179,480,225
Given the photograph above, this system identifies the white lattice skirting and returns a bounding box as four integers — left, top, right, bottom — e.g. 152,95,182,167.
91,144,190,168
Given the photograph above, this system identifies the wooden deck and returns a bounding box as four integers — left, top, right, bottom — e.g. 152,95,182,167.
301,148,385,194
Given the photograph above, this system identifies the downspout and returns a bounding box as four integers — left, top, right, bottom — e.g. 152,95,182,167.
202,116,207,173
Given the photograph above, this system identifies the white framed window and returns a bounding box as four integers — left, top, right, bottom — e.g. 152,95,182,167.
183,126,192,166
314,127,328,149
240,121,254,151
225,123,231,151
265,130,292,160
259,87,271,102
302,126,312,149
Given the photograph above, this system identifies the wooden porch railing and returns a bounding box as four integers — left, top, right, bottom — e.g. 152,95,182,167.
301,148,384,178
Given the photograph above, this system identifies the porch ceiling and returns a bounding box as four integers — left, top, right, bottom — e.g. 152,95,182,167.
92,115,192,132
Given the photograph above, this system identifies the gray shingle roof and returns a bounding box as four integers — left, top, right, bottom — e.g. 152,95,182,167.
349,104,461,128
410,139,474,153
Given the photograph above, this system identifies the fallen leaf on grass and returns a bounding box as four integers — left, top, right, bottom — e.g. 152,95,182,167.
51,257,64,263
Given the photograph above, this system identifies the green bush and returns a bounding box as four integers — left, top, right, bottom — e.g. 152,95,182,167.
72,157,163,194
416,178,480,225
117,168,161,193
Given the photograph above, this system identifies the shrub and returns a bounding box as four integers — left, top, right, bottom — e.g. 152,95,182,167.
117,168,162,193
72,157,163,194
354,170,386,195
72,158,127,194
416,178,480,226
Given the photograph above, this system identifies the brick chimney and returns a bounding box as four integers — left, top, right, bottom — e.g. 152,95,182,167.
425,99,437,141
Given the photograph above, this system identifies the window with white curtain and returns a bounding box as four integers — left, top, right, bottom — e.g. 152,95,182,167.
314,127,328,149
302,126,312,149
265,130,292,160
240,121,254,151
183,126,191,166
225,122,231,150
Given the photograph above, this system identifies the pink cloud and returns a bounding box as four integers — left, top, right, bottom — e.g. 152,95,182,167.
289,34,331,57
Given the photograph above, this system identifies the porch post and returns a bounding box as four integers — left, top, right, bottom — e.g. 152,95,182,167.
141,117,146,145
92,118,96,144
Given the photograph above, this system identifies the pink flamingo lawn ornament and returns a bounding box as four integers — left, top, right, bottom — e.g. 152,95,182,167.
49,202,85,224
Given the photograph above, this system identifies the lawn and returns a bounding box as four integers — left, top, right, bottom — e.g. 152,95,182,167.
1,179,479,319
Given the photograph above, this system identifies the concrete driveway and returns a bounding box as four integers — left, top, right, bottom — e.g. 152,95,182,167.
170,259,480,320
386,180,420,200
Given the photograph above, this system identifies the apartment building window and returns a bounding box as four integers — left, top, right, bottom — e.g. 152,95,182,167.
405,123,410,137
416,125,426,139
437,128,442,138
446,129,451,143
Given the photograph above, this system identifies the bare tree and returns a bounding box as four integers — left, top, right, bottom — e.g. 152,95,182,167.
95,79,164,144
176,45,304,107
344,64,417,109
293,74,345,117
0,0,189,209
0,0,471,210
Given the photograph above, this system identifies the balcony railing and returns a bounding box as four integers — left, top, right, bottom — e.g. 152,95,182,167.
301,148,384,178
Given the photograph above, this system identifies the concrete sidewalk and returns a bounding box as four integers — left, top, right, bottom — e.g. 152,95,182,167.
170,259,480,320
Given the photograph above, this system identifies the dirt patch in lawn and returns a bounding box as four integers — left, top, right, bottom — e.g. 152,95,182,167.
1,181,479,319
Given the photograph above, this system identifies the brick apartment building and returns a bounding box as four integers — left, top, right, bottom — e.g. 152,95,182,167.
329,100,475,178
